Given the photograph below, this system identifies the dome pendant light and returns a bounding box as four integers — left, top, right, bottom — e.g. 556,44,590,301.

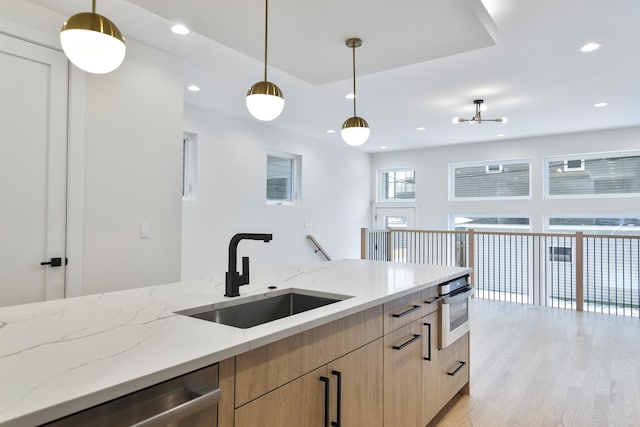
60,0,126,74
341,38,369,146
246,0,284,121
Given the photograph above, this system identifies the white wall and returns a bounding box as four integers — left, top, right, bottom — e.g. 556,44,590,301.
80,41,184,295
181,104,371,280
370,126,640,232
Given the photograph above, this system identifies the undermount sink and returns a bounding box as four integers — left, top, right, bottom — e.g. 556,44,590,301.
176,288,353,329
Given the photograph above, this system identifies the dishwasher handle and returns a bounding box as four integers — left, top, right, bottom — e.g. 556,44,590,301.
129,386,221,427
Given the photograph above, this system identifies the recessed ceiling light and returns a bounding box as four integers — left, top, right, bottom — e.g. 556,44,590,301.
416,127,426,131
171,24,190,35
345,93,356,100
326,129,336,134
379,146,388,150
186,85,200,92
594,102,608,108
495,133,505,137
580,42,600,52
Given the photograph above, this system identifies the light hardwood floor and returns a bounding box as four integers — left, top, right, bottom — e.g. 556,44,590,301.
436,299,640,427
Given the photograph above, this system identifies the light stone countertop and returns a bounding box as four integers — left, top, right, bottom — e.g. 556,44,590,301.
0,259,470,426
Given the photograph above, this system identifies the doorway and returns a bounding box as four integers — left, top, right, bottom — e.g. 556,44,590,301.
0,33,69,307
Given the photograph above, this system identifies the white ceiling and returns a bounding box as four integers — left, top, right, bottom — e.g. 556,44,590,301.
24,0,640,152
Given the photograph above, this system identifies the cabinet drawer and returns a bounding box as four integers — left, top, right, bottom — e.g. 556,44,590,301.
383,291,422,334
383,320,422,427
439,333,469,404
421,286,440,316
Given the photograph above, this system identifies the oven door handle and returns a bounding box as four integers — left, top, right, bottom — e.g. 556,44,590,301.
442,287,474,304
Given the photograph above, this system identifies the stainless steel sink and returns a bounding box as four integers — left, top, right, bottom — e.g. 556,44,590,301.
176,289,353,329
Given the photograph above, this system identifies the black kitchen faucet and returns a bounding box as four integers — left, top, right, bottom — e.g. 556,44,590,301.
225,233,273,297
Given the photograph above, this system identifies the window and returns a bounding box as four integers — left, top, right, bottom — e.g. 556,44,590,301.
548,217,640,236
378,168,415,201
452,216,530,232
450,160,530,200
267,153,301,205
182,132,197,201
545,152,640,198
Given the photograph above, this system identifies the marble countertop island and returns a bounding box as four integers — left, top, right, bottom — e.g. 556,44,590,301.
0,259,470,426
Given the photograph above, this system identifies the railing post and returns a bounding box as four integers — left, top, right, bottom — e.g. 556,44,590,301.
468,229,475,287
360,228,367,260
386,230,393,262
575,231,584,312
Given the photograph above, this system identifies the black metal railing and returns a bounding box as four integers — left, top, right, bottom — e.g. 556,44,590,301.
361,228,640,317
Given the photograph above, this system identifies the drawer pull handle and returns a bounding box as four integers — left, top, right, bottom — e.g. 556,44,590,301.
392,305,420,318
331,370,342,427
320,376,330,427
447,361,466,376
423,322,432,361
392,334,421,351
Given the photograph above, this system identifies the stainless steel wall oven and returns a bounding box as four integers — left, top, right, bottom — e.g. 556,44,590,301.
428,275,473,349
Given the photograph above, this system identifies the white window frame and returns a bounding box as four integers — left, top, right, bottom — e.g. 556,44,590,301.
266,151,301,206
449,214,531,232
377,167,416,202
544,150,640,200
449,159,532,201
545,214,640,235
182,132,197,201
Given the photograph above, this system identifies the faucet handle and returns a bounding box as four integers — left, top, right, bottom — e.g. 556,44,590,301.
240,256,250,286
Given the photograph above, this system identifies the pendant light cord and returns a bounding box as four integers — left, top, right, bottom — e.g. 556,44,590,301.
352,43,357,117
92,0,96,13
264,0,269,81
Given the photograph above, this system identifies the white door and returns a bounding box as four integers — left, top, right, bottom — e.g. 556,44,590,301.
375,207,416,230
0,34,68,307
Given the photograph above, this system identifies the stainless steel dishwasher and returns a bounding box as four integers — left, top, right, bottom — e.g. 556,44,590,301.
44,364,220,427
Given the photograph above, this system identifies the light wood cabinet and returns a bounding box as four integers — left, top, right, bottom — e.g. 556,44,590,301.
327,339,383,427
439,332,470,405
384,319,423,427
235,366,327,427
235,339,384,427
235,306,382,406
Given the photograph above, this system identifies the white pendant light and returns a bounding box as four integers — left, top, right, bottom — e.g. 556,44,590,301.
246,0,284,121
341,38,369,146
60,0,126,74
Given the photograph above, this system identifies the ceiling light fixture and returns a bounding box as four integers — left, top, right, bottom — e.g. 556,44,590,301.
171,24,190,35
326,129,336,134
345,93,356,100
594,102,608,108
580,42,600,52
60,0,126,74
246,0,284,121
452,99,507,124
341,38,369,146
417,127,426,131
186,85,201,92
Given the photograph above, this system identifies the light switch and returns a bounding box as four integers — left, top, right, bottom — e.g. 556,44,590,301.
140,223,150,239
